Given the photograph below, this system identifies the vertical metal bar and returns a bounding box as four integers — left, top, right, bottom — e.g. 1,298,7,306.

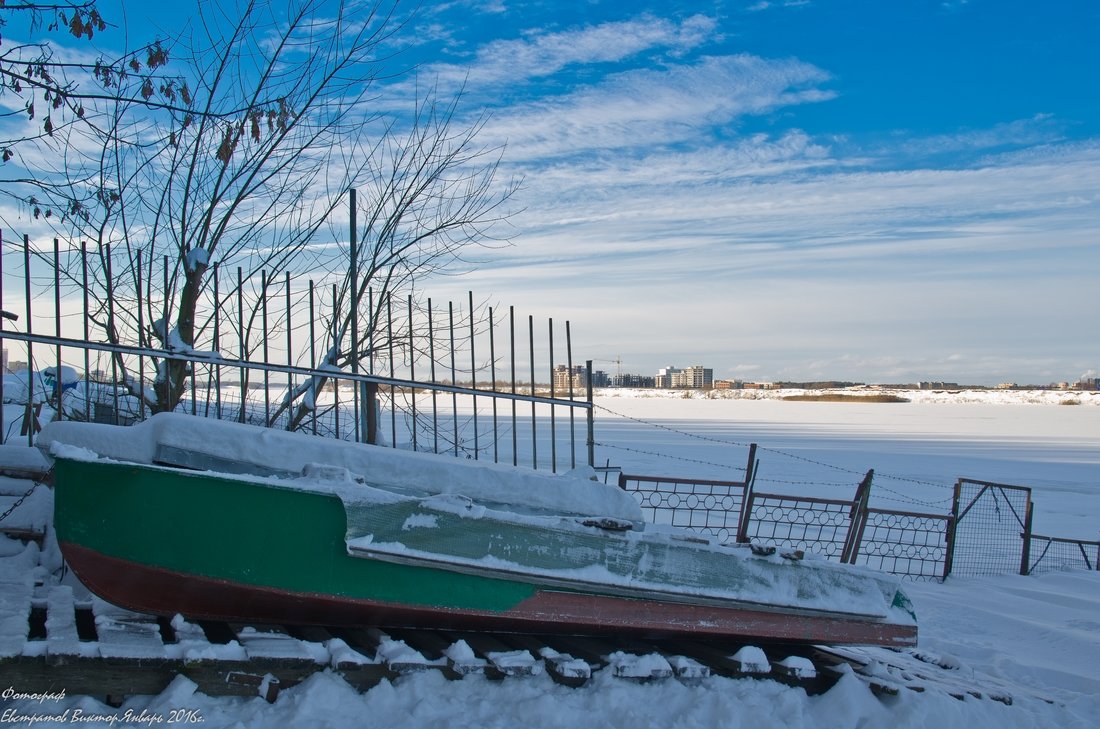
189,280,197,418
81,243,90,422
944,479,963,578
566,321,575,469
844,470,874,564
22,236,34,443
449,301,458,456
509,306,517,467
387,294,396,447
736,445,758,543
489,306,498,464
408,294,417,452
332,283,340,440
529,315,536,469
468,291,478,460
261,270,270,423
428,297,438,454
285,271,293,430
105,246,119,425
308,279,316,435
586,359,595,469
136,250,145,418
349,188,360,443
52,240,62,421
237,267,246,423
1019,500,1034,576
548,318,556,473
162,255,169,326
213,264,222,419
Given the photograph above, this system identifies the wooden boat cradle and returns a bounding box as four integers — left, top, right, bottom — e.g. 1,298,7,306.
0,578,1023,706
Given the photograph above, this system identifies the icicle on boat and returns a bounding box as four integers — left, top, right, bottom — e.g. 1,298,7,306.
38,413,916,646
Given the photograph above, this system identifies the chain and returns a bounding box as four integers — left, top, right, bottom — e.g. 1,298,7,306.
0,481,40,523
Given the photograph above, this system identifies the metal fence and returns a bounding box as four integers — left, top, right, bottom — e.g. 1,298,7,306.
0,232,594,472
854,508,954,581
1025,534,1100,574
621,464,1093,581
949,479,1033,577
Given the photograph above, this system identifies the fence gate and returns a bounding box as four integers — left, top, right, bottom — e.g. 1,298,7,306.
950,478,1033,576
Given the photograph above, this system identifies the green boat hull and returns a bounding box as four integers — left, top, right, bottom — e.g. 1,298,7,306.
52,456,917,645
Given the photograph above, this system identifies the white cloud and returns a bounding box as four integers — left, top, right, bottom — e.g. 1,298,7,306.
480,54,833,159
423,14,718,90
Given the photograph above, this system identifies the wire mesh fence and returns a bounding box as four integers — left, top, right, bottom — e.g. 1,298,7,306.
950,479,1033,577
1025,535,1100,574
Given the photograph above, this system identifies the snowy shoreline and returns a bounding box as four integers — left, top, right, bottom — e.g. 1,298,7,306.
596,387,1100,407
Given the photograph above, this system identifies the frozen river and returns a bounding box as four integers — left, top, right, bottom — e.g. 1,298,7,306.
591,393,1100,540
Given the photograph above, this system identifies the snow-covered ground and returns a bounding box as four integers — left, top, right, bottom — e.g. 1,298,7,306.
2,390,1099,728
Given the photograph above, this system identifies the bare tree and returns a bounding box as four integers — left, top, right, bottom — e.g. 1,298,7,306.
33,0,515,421
1,1,199,215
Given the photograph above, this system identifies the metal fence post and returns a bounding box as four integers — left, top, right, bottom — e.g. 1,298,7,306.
842,469,874,564
942,514,957,580
1019,500,1035,575
585,360,595,468
360,381,378,445
735,444,758,544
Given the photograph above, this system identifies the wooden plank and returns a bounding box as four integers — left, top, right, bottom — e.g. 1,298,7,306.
0,578,32,658
0,445,52,482
91,598,168,661
505,635,592,688
389,629,487,678
445,633,542,679
45,586,82,663
230,624,320,666
351,628,443,674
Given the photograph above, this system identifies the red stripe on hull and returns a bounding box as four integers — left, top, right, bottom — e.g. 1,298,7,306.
62,542,916,646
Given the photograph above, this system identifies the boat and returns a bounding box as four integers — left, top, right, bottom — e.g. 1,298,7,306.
38,413,917,645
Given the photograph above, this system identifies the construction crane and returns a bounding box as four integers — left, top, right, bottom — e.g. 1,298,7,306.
594,356,623,384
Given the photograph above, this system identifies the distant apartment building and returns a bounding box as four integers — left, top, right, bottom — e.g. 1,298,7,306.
713,379,744,390
655,365,713,389
613,373,655,388
591,370,611,388
655,366,681,388
552,365,589,393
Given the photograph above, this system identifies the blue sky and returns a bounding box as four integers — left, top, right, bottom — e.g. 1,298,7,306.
20,1,1100,384
398,0,1099,385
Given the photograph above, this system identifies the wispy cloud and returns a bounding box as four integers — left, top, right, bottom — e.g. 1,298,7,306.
422,14,718,90
869,115,1067,163
479,54,834,159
